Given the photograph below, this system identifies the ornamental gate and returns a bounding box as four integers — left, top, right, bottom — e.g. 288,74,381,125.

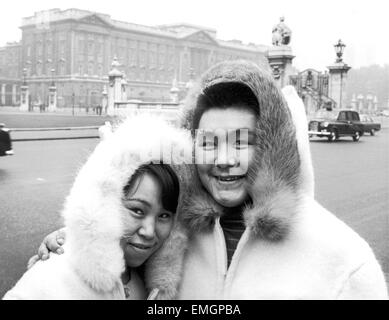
289,69,336,116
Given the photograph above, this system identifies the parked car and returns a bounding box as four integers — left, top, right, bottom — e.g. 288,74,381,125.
308,109,364,142
359,114,381,136
0,123,14,156
378,110,389,117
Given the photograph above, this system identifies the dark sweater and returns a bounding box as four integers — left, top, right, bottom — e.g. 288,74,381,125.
220,206,246,268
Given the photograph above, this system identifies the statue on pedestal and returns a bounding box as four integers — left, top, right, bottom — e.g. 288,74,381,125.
272,17,292,46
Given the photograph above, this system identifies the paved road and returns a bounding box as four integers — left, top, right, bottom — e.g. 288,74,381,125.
0,130,388,297
310,131,389,286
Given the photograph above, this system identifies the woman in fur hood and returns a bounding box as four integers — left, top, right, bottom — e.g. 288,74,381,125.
3,116,191,300
27,60,388,299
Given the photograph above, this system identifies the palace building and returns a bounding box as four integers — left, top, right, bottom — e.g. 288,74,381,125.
0,42,22,106
0,8,269,108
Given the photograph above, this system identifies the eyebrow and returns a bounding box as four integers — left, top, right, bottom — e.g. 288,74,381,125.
123,198,151,208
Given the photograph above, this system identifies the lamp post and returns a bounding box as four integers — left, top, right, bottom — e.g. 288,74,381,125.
50,68,55,87
23,68,27,86
333,39,348,108
72,92,75,116
334,39,346,63
19,67,30,111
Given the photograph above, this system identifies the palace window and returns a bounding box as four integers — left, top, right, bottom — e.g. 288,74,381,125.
149,43,157,69
37,41,43,56
98,64,103,77
36,63,42,76
59,62,66,75
158,45,166,69
59,33,66,56
139,69,145,81
46,39,52,57
168,46,174,70
78,35,85,54
96,40,104,61
139,42,147,68
78,63,84,75
88,41,94,55
118,38,126,62
88,61,94,75
129,40,137,66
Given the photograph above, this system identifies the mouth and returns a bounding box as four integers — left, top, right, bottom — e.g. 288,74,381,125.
214,175,245,184
127,242,155,251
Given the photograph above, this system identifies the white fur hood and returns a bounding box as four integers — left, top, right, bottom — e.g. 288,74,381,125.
62,115,191,295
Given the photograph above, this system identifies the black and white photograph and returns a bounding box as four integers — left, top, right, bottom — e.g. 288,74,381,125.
0,0,388,302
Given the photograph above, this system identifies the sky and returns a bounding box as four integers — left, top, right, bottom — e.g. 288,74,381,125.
0,0,388,71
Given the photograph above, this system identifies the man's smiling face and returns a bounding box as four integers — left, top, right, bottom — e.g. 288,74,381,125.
195,106,256,208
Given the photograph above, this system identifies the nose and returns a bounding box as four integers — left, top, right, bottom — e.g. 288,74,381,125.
215,143,238,168
138,216,156,240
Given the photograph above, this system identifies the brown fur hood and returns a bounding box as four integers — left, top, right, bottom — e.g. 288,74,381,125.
178,60,314,240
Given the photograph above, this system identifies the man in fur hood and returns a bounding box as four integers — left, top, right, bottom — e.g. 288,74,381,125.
25,60,387,300
147,60,388,299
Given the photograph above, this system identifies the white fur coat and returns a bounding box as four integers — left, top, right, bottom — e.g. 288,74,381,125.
149,60,389,299
3,116,191,300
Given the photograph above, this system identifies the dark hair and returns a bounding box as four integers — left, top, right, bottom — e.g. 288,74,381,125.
123,163,180,214
193,82,259,130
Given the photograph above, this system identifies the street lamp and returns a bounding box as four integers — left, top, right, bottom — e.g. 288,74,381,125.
334,39,347,108
22,68,27,86
50,68,55,87
334,39,346,63
72,92,75,116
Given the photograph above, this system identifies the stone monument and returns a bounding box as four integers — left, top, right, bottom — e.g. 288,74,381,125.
102,85,108,114
20,68,29,111
1,84,6,105
357,94,364,112
48,84,57,112
107,57,124,116
267,17,295,88
373,96,378,113
350,93,357,110
366,93,373,112
170,78,179,103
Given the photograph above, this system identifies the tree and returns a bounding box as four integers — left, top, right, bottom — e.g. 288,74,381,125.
346,64,389,109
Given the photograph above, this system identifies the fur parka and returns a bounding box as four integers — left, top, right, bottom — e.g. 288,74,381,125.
147,60,388,299
3,116,191,300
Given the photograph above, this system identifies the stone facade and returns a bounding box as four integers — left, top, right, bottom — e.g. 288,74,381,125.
327,62,351,109
0,42,22,106
289,69,332,116
2,8,268,108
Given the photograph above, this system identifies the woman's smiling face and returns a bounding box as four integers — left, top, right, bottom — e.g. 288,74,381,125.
120,173,174,268
195,107,256,208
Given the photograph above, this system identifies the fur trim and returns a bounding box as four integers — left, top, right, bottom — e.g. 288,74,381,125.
62,115,191,294
178,60,312,241
282,85,315,197
144,223,188,299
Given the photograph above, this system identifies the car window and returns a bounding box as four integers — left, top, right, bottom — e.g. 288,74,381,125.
351,112,359,121
338,111,347,121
